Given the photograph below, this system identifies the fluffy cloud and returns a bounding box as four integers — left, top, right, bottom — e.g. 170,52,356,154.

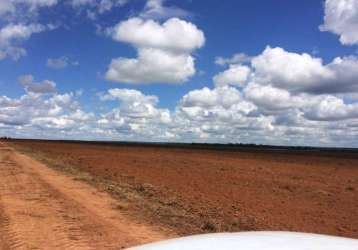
96,87,265,142
180,86,245,109
215,46,358,95
105,17,205,84
2,74,358,146
243,83,358,124
0,89,92,129
175,86,272,141
252,47,358,94
18,75,57,94
0,23,46,44
320,0,358,45
251,47,334,93
303,95,358,121
100,88,159,104
0,23,54,61
244,83,299,112
98,88,172,139
201,46,358,146
0,76,96,139
47,56,79,69
234,47,358,120
213,64,251,87
109,17,204,52
106,48,195,84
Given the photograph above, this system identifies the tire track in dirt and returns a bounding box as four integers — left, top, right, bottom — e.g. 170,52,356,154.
0,142,172,249
0,153,27,250
0,202,12,250
0,147,93,250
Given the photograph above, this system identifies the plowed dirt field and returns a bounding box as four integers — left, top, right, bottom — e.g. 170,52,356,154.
5,139,358,245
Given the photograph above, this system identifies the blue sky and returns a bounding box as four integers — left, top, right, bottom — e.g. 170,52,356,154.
1,0,358,147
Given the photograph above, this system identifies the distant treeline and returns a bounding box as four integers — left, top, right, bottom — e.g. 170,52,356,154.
6,138,358,154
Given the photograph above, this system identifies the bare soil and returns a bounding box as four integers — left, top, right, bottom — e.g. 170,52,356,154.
0,141,172,249
6,139,358,241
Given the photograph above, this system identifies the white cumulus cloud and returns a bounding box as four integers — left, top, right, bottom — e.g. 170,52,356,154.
109,17,204,52
320,0,358,45
0,76,95,138
105,17,205,84
213,64,251,87
251,46,334,93
247,46,358,95
98,88,172,140
106,48,195,84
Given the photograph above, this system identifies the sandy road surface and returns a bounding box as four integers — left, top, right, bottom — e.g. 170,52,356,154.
0,142,170,250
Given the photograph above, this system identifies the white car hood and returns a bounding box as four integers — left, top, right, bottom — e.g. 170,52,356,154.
127,232,358,250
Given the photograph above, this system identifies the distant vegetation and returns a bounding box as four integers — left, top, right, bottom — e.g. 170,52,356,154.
7,138,358,153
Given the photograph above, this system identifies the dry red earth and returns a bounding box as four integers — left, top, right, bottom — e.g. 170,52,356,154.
8,139,358,240
0,141,171,250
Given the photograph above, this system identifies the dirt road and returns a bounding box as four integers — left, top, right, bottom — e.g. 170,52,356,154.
0,142,171,250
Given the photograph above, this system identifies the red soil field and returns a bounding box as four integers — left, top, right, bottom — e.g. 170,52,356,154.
9,140,358,238
0,141,169,249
